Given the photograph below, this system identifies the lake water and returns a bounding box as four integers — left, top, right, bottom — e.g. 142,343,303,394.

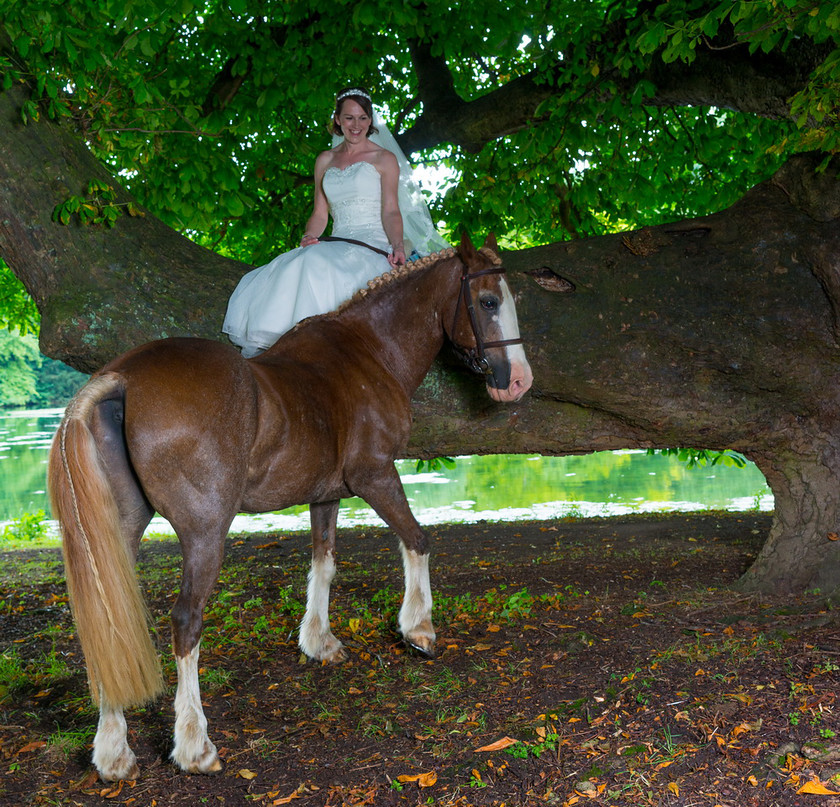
0,409,773,536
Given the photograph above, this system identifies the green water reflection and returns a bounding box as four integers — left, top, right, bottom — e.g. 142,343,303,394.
0,410,772,533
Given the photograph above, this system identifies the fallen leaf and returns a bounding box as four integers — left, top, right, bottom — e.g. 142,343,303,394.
100,781,124,799
475,736,518,752
396,771,437,787
667,782,679,796
798,777,840,795
272,783,308,804
17,740,47,755
238,769,258,780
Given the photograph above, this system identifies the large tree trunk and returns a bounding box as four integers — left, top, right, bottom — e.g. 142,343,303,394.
2,77,840,595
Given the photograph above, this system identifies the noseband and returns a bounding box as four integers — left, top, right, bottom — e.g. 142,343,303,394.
451,264,524,378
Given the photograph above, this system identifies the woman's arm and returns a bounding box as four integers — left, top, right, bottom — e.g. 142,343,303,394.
377,151,406,266
300,152,332,247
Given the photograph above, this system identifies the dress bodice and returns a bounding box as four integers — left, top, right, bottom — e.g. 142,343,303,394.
323,161,389,249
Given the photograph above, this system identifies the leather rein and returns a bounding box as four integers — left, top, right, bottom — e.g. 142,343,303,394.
318,236,391,258
452,264,524,377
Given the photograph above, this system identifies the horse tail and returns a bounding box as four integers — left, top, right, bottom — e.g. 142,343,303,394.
48,373,163,709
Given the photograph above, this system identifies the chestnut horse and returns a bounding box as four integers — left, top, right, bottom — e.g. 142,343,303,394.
48,233,532,782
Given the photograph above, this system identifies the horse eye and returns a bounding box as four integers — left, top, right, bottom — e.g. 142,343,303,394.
480,296,499,312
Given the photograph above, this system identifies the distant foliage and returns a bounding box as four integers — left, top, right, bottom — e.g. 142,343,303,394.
0,510,48,543
649,448,748,469
0,329,41,407
0,329,86,409
0,261,38,337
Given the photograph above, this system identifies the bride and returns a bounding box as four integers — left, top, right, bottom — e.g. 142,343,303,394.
222,87,449,357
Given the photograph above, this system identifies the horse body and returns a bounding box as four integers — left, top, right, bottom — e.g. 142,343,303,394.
49,235,532,781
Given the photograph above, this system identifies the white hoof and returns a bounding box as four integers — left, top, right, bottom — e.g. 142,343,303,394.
93,741,139,783
300,625,348,663
404,622,436,657
171,738,222,775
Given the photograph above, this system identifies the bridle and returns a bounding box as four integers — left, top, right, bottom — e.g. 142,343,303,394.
451,263,524,379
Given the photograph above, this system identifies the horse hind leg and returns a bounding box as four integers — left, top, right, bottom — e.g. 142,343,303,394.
169,528,228,774
92,697,138,782
299,500,348,662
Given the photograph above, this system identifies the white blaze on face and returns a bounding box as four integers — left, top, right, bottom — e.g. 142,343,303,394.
487,277,533,403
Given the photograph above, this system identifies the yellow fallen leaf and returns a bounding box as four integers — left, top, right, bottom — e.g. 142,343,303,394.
396,771,437,787
100,781,124,799
747,775,758,786
667,782,679,796
798,777,840,795
348,618,361,633
238,769,258,780
475,736,518,752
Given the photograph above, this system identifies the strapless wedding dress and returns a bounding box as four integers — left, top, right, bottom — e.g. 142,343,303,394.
223,161,393,357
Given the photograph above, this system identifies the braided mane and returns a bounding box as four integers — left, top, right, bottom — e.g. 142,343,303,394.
335,248,456,313
335,245,502,314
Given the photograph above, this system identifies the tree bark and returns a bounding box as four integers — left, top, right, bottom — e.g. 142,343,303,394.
0,82,245,373
2,76,840,594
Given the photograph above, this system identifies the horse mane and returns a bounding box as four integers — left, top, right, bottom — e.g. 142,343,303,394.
334,245,503,314
334,248,456,314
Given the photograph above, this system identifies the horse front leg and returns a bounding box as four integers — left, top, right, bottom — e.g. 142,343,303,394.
356,470,435,657
93,697,138,782
299,499,347,662
170,536,226,774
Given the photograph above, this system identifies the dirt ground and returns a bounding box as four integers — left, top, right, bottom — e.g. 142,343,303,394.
0,512,839,806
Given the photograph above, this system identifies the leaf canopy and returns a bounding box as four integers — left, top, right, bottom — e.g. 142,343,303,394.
0,0,837,261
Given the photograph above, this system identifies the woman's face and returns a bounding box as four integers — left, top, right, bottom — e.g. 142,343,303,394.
335,99,371,145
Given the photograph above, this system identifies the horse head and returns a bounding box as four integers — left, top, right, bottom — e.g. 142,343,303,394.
448,233,533,403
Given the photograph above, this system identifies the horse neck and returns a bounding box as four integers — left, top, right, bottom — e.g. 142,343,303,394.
344,258,458,394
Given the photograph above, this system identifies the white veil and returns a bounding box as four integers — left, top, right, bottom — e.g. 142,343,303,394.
332,111,450,258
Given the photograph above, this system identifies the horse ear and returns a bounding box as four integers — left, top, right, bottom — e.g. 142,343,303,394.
458,231,477,263
483,232,499,254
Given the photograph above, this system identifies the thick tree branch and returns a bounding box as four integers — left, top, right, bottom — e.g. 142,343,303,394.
399,31,828,154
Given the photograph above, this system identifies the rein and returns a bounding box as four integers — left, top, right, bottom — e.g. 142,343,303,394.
452,264,524,377
318,236,390,259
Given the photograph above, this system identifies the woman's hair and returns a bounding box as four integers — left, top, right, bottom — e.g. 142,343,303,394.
332,87,378,137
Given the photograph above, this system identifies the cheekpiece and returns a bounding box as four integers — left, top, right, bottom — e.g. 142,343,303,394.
336,88,371,103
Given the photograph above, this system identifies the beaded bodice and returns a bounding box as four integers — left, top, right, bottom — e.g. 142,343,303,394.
324,161,389,250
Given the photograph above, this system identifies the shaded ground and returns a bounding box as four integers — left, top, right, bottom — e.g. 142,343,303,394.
0,512,839,806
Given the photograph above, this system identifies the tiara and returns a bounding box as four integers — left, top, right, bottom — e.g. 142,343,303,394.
336,88,371,103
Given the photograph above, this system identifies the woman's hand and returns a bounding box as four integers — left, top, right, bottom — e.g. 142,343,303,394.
388,246,406,267
300,234,319,247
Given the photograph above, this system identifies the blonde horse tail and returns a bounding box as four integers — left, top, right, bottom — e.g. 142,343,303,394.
48,373,163,709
